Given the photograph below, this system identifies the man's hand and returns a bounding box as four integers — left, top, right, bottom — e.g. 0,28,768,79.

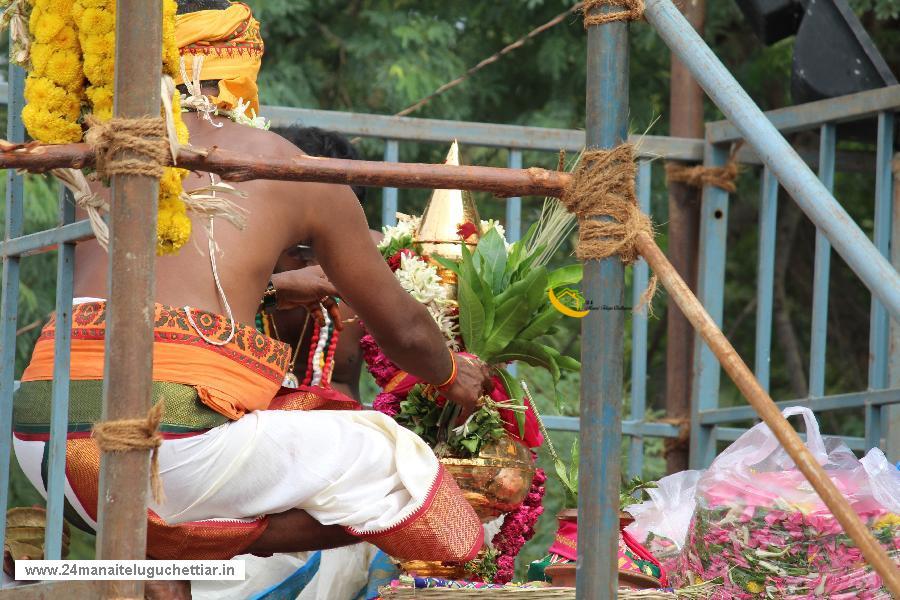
270,266,342,328
440,354,493,419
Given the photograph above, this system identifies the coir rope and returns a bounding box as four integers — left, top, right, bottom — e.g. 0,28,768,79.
92,401,166,504
560,144,657,310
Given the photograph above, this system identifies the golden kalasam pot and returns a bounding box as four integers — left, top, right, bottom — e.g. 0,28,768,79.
394,437,534,578
440,435,535,522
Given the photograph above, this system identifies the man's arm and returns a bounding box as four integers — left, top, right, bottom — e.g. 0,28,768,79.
300,183,489,412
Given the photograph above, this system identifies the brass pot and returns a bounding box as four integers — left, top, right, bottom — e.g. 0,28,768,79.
440,435,535,522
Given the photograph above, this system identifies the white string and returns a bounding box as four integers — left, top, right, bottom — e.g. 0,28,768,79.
184,173,236,347
179,55,223,128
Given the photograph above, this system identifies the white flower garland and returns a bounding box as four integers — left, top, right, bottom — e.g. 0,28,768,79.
381,212,513,351
394,253,459,349
378,213,421,250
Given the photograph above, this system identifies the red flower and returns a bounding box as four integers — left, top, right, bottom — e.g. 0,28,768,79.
457,222,478,240
387,248,416,272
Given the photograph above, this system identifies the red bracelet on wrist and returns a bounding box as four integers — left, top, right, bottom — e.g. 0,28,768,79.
436,351,458,391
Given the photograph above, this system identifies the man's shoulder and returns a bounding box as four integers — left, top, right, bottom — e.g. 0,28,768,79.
188,119,302,157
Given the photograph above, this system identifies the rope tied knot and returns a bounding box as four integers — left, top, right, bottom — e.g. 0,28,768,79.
666,142,743,194
582,0,644,28
92,401,166,504
84,116,170,180
561,144,658,311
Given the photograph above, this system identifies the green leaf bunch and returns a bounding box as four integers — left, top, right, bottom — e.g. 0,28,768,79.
437,227,582,408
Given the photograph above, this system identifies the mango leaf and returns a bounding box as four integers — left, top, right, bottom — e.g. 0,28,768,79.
525,267,549,314
565,439,580,507
457,243,494,337
459,241,478,288
505,223,536,274
493,275,530,307
570,438,579,483
554,459,573,491
481,295,533,361
432,255,461,276
548,264,584,289
457,275,485,354
518,305,564,340
513,247,543,281
544,346,568,410
474,229,507,296
520,221,539,248
502,241,524,290
495,367,526,438
483,268,546,358
491,340,560,382
556,354,581,372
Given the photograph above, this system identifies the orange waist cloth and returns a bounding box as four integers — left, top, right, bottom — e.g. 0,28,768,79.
21,302,290,420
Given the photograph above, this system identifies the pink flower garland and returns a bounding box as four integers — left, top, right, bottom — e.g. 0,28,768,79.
492,468,547,584
360,332,400,388
362,329,550,583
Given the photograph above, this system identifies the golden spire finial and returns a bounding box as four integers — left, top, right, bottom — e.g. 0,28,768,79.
415,141,481,263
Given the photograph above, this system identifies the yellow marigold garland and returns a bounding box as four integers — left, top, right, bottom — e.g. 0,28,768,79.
73,0,114,121
71,0,191,255
157,0,192,256
21,0,83,143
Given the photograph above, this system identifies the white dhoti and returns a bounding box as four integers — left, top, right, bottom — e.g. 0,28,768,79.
14,409,483,561
13,299,483,562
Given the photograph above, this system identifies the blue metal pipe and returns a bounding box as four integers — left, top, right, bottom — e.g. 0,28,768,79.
44,188,76,560
644,0,900,318
689,142,730,469
0,219,94,258
717,427,867,452
628,161,651,478
0,64,25,560
866,111,895,449
577,8,629,597
754,168,778,393
381,140,399,228
699,387,900,424
808,124,835,398
505,150,523,243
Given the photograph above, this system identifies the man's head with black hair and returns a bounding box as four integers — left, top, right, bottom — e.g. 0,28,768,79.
274,126,367,203
176,0,231,15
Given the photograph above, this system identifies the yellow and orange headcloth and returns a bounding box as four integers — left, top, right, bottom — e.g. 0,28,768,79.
174,2,264,115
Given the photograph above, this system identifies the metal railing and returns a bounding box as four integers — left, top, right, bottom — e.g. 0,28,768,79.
690,87,900,467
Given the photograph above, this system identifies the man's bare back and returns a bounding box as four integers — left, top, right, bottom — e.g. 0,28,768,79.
74,113,489,408
75,115,324,323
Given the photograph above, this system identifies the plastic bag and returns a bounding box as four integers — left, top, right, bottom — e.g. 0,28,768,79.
624,469,701,556
669,407,899,599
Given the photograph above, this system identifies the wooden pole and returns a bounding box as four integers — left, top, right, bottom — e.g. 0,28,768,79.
0,143,570,198
95,1,161,597
635,231,900,597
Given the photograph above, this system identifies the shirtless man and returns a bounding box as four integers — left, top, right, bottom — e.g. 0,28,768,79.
13,0,488,574
267,126,379,401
